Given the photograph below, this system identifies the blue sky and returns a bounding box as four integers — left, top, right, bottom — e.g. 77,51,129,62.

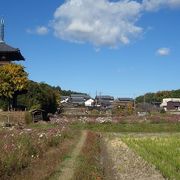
0,0,180,98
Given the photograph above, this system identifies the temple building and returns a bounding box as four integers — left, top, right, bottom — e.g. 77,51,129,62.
0,18,24,65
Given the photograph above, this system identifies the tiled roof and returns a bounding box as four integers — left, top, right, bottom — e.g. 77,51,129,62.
71,94,91,100
118,98,134,101
0,42,25,61
96,96,114,100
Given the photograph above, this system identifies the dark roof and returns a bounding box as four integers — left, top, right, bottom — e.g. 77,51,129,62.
71,94,91,99
117,98,134,102
71,97,85,104
167,101,180,106
98,100,112,106
30,109,45,113
96,96,114,100
61,96,70,100
0,42,25,61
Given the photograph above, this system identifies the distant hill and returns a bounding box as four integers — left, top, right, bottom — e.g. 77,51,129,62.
136,89,180,103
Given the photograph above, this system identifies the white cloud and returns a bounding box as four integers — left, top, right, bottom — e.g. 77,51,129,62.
50,0,180,47
157,48,171,56
52,0,143,47
143,0,180,11
27,26,49,35
36,26,49,35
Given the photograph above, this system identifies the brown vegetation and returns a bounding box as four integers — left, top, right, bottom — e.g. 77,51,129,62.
73,131,103,180
0,123,79,180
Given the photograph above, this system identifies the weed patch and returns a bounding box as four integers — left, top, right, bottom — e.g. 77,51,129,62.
0,124,76,179
73,131,103,180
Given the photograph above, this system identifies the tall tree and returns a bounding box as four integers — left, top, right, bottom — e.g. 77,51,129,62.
17,81,59,113
0,64,28,109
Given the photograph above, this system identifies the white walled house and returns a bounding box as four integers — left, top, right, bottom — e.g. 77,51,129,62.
85,99,94,107
160,98,180,111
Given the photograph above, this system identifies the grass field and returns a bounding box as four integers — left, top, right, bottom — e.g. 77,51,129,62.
122,135,180,180
71,122,180,133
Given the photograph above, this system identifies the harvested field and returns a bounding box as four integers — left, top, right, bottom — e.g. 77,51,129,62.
122,134,180,180
103,135,165,180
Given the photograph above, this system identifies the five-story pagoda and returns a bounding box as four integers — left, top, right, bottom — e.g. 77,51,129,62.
0,18,25,65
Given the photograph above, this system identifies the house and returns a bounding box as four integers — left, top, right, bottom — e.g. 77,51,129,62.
71,94,91,100
160,98,180,111
85,99,95,107
95,95,114,108
30,109,48,122
70,94,91,106
60,96,70,104
167,101,180,111
113,98,134,110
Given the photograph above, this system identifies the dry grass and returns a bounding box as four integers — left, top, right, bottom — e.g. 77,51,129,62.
0,123,79,180
0,111,25,124
73,131,103,180
13,132,79,180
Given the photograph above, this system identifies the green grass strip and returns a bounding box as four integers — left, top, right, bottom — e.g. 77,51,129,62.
71,122,180,133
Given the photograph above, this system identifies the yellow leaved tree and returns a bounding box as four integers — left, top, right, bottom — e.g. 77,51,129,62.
0,64,28,109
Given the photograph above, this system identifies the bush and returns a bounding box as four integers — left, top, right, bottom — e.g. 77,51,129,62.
90,109,100,115
17,81,59,114
47,136,61,147
160,109,166,114
25,111,33,124
0,98,8,111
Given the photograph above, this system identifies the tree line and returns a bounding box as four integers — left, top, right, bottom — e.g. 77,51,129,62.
0,64,82,113
136,90,180,104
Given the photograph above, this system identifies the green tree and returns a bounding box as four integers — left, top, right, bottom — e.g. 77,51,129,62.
18,81,59,113
136,89,180,104
0,64,28,109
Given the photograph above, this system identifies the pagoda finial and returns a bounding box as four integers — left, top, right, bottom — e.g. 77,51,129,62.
0,18,5,43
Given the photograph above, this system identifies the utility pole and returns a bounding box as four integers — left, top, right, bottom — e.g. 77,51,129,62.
144,94,146,105
144,94,146,112
95,90,97,106
133,93,136,110
99,92,102,106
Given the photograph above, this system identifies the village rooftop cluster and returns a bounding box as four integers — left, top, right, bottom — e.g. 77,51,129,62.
61,94,180,112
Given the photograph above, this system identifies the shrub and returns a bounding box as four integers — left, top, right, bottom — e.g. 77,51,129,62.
0,98,8,111
47,136,61,147
24,111,33,124
160,109,166,114
90,109,100,115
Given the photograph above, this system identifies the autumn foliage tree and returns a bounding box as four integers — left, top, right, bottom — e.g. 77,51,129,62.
0,64,28,109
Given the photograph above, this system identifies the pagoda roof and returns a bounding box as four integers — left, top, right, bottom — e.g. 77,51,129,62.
0,42,25,61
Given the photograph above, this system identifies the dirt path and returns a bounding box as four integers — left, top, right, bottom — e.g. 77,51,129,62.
103,136,164,180
50,130,87,180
